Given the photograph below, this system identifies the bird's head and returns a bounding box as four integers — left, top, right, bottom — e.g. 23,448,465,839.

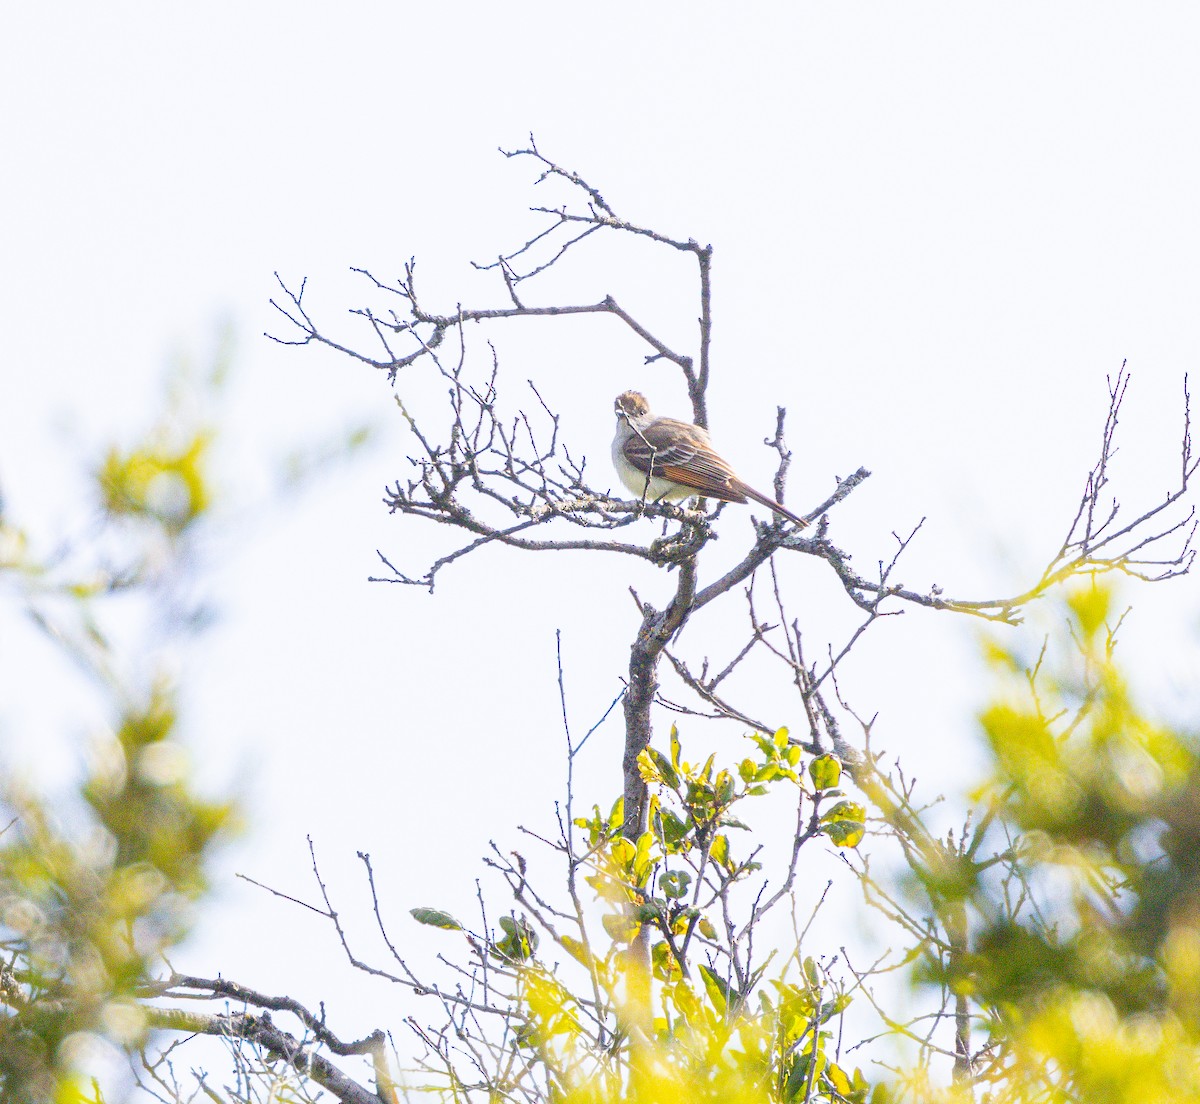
614,390,650,423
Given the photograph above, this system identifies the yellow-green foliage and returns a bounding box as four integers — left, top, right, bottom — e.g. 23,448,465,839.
447,582,1198,1104
476,952,875,1104
0,689,236,1102
415,722,875,1102
945,582,1200,1103
97,430,212,535
1,371,236,1103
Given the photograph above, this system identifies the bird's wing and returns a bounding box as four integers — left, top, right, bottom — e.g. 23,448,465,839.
622,419,746,502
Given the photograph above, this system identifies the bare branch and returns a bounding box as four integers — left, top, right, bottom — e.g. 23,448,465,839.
143,1002,392,1104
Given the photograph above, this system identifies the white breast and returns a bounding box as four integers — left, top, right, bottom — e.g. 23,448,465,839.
612,422,692,502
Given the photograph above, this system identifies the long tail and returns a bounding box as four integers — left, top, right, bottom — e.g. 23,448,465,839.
735,480,809,528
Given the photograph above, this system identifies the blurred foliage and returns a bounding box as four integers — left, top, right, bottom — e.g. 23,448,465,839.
0,366,237,1102
97,431,213,535
906,581,1200,1103
0,690,234,1103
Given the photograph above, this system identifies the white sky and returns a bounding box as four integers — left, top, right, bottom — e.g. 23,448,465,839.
2,3,1199,1094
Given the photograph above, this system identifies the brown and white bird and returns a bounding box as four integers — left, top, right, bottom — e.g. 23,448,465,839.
611,390,807,528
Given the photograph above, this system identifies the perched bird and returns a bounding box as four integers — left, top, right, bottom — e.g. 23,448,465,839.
611,390,807,528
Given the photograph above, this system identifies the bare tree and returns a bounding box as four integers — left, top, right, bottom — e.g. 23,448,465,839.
268,138,1195,838
128,141,1197,1102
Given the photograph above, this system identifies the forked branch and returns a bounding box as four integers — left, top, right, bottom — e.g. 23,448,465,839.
268,146,1196,834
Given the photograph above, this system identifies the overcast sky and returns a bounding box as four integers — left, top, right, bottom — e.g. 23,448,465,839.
3,3,1199,1093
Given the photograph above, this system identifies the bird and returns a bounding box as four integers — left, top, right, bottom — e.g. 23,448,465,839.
611,390,808,528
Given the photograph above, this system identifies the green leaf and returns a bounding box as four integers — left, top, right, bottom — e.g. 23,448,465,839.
821,800,864,822
658,870,692,899
686,780,714,810
784,1052,813,1100
773,726,790,750
657,808,690,847
601,912,640,943
493,915,538,961
410,907,462,931
633,830,656,883
820,993,852,1023
646,745,680,790
559,935,593,966
672,980,702,1022
824,820,865,848
808,754,842,791
698,964,736,1015
609,837,636,869
636,900,665,923
637,747,663,786
652,939,682,982
822,800,866,848
826,1061,853,1096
